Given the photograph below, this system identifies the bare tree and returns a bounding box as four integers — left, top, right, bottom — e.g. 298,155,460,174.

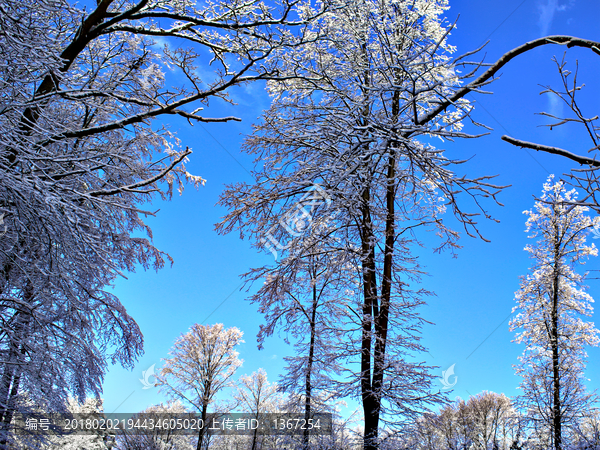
234,369,280,450
239,231,349,450
217,0,507,447
115,401,195,450
157,323,244,450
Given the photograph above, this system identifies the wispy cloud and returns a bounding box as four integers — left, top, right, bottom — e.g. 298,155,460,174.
537,0,575,36
538,0,559,36
546,93,564,120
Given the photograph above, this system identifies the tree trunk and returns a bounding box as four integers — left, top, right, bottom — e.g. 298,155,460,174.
360,86,400,450
303,278,318,450
360,187,380,450
196,402,208,450
551,220,562,450
0,285,32,450
0,353,22,450
251,425,258,450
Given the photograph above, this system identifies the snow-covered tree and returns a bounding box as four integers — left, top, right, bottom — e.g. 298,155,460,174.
0,0,321,445
240,235,350,450
115,400,195,450
233,369,281,450
405,413,441,450
217,0,513,448
6,396,111,450
397,392,521,450
157,323,243,450
571,408,600,450
467,391,516,450
510,176,600,450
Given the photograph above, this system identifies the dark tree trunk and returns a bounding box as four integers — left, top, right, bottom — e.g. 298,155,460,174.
303,279,318,450
251,424,258,450
359,89,399,450
357,46,378,450
0,356,22,450
360,185,380,450
0,282,33,450
196,402,208,450
551,221,562,450
0,318,29,450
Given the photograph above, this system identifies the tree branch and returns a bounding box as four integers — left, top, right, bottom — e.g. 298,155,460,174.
501,135,600,167
417,35,600,127
87,149,192,197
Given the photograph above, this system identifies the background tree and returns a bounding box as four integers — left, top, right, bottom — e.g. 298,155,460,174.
406,413,441,450
571,408,600,450
397,392,521,450
510,177,600,450
157,323,244,450
115,400,195,450
234,369,280,450
8,397,110,450
241,233,349,450
468,391,514,449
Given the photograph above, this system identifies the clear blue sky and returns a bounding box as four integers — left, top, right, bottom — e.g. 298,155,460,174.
101,0,600,418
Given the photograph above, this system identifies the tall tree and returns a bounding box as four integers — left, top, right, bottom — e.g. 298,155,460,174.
241,234,348,450
217,0,511,448
157,323,244,450
510,176,600,450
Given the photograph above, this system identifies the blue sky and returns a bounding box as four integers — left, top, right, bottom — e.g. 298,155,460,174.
101,0,600,419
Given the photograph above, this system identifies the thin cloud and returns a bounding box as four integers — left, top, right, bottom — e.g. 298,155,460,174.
538,0,559,36
546,93,564,121
537,0,575,36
